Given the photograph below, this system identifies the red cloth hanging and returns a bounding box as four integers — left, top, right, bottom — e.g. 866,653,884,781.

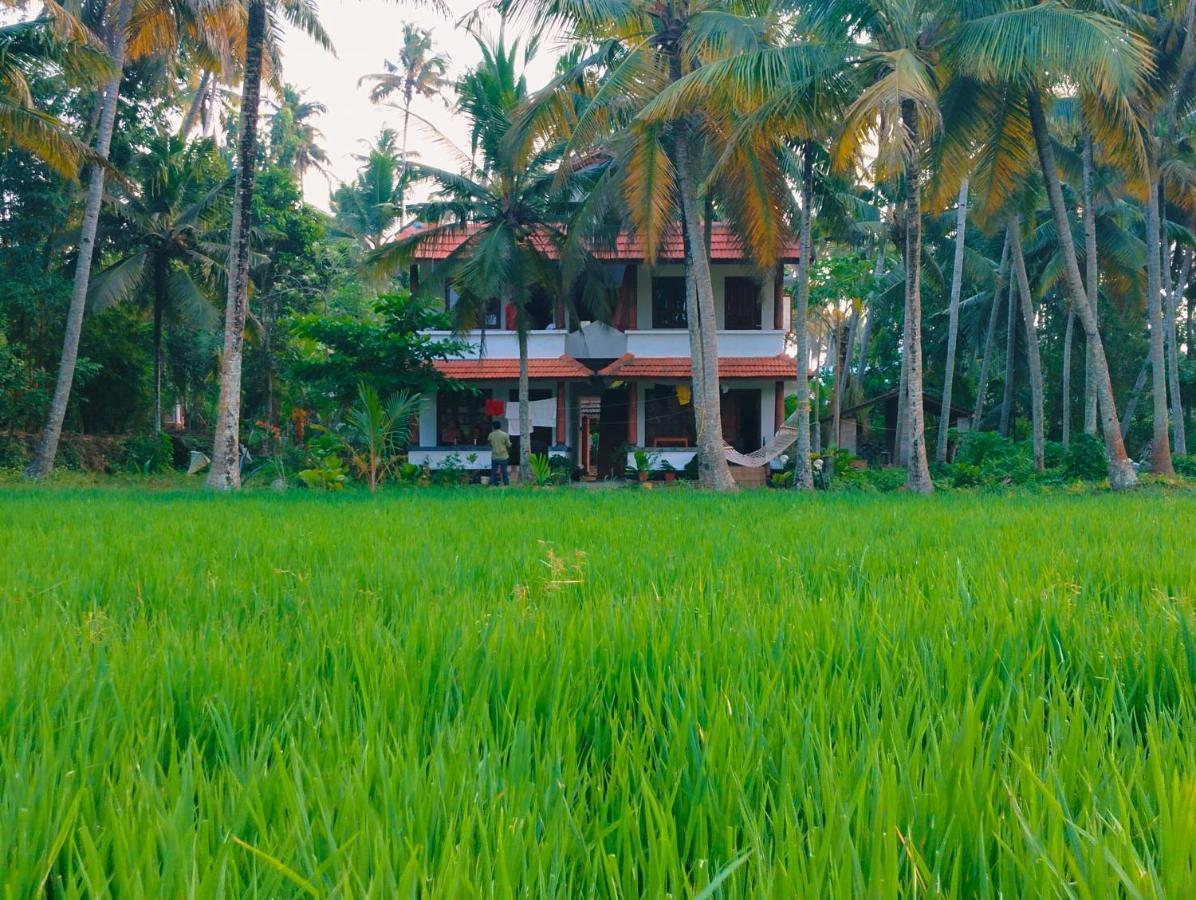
484,398,506,418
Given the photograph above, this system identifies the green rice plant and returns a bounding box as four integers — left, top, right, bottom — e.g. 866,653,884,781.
0,487,1194,897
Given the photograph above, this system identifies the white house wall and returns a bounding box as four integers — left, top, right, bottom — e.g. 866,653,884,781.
635,264,779,330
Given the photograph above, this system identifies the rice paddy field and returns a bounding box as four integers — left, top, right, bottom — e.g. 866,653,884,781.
2,486,1196,897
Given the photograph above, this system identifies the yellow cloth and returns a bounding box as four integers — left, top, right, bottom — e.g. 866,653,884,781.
675,385,691,406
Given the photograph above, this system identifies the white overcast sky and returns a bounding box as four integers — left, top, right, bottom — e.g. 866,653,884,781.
281,0,562,211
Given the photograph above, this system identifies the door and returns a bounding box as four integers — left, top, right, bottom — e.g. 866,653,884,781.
721,389,762,453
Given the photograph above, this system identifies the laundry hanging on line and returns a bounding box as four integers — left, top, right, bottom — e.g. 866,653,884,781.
506,398,557,435
484,398,506,418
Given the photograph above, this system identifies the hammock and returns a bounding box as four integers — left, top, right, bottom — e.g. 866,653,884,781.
723,411,802,468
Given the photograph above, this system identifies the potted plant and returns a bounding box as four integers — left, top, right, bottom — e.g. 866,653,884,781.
625,448,653,482
660,459,677,483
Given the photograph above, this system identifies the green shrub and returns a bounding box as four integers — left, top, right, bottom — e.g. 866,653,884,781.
1170,454,1196,479
297,455,348,491
1062,434,1108,480
121,432,175,474
0,434,27,469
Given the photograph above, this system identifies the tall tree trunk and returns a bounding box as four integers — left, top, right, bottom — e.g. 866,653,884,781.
936,176,969,463
153,259,165,435
1143,168,1174,474
1061,308,1074,448
840,305,861,406
1009,218,1045,471
207,0,267,491
180,71,211,138
830,316,845,448
894,318,909,463
811,336,823,454
1165,246,1190,455
1121,357,1149,442
1028,88,1136,488
1082,128,1101,436
791,145,814,489
26,0,135,479
850,243,884,406
974,233,1010,428
517,324,531,484
674,130,734,490
1000,260,1018,438
398,86,413,226
900,104,933,492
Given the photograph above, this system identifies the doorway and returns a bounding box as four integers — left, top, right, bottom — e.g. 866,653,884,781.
597,386,631,477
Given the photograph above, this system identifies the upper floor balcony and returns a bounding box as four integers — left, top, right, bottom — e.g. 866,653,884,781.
423,326,789,362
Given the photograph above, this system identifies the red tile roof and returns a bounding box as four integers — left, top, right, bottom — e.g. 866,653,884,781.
434,355,594,381
406,223,799,263
598,354,800,379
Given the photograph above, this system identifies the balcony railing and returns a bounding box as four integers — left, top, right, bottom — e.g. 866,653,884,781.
422,330,568,360
424,327,786,360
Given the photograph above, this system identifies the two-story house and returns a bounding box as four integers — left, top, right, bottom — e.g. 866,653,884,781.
407,223,800,478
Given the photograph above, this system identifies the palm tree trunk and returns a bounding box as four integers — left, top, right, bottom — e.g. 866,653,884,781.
674,130,734,491
936,176,969,463
830,316,845,448
901,103,932,493
811,328,823,454
180,71,211,138
1143,169,1174,474
26,0,135,479
398,89,413,226
1061,307,1074,448
207,0,266,491
840,305,861,406
1082,128,1100,436
153,259,166,435
1028,88,1136,488
1165,246,1190,456
973,232,1010,428
852,243,883,405
1008,218,1045,471
791,145,814,489
518,324,531,484
894,321,908,463
1000,264,1017,438
1121,357,1149,442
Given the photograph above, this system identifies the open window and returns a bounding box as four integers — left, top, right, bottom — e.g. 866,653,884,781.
724,277,762,330
437,390,490,446
651,276,687,328
644,384,696,448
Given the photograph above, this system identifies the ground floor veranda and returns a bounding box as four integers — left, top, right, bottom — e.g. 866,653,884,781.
409,377,793,479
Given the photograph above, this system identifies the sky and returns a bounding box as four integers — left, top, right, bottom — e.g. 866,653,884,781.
281,0,562,211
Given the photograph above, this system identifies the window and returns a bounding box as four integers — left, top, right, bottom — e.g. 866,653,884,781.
724,277,761,330
651,276,687,328
437,390,489,446
644,385,696,448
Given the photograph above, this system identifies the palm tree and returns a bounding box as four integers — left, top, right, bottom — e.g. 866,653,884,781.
508,0,802,490
358,23,449,224
331,129,405,249
269,84,330,193
949,1,1155,488
1134,1,1196,467
87,135,229,433
207,0,332,491
1007,215,1045,471
367,33,608,484
27,0,241,478
0,14,112,177
936,177,969,463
